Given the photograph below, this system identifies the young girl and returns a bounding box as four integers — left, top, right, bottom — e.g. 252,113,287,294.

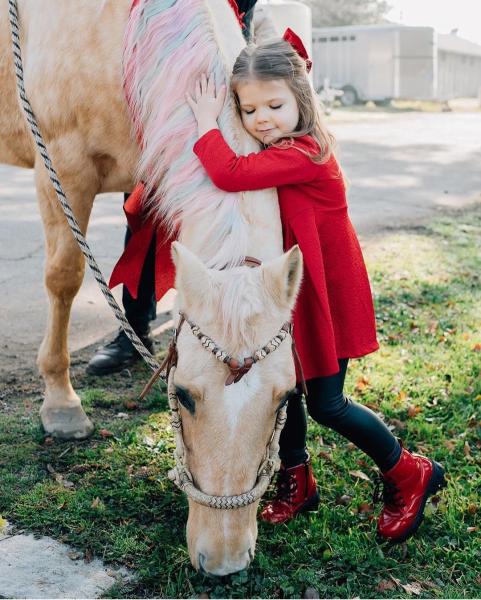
186,37,446,543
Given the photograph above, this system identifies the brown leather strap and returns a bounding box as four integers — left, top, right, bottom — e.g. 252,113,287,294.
243,256,262,268
225,356,255,385
139,314,185,400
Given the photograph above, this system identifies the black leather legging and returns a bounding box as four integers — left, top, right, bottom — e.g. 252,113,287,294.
279,359,401,472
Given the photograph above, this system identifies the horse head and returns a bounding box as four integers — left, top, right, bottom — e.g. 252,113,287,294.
171,242,302,575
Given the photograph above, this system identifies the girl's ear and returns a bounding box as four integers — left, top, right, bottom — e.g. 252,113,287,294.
171,242,211,302
261,245,303,310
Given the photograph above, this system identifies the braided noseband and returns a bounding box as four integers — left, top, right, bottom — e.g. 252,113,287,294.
166,310,292,508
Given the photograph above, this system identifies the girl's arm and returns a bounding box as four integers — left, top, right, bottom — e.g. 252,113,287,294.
193,129,318,192
186,74,319,192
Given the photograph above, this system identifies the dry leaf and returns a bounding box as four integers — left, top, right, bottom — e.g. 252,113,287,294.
389,418,407,431
357,502,373,513
467,526,478,533
349,470,371,482
443,439,456,451
84,548,93,563
91,497,101,509
464,441,471,457
355,375,370,391
376,580,396,592
408,404,422,417
472,343,481,352
400,582,423,596
99,429,113,438
124,400,138,411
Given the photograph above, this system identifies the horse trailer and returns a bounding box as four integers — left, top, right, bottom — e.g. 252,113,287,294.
312,24,481,104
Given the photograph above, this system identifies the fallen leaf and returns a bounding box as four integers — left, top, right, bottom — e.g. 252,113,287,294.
396,390,407,402
472,343,481,352
389,418,407,431
376,580,396,592
401,582,423,596
335,494,352,506
357,502,373,513
443,439,456,451
355,375,370,391
84,548,93,563
99,429,113,438
467,526,478,533
467,503,477,514
349,470,371,482
464,441,471,457
407,404,422,417
124,400,138,411
91,497,101,509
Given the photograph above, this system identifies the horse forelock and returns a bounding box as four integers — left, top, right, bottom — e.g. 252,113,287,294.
123,0,252,269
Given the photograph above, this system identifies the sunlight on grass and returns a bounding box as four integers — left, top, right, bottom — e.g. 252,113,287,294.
1,207,480,598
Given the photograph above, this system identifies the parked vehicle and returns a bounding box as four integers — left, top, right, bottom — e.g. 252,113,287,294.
312,24,481,104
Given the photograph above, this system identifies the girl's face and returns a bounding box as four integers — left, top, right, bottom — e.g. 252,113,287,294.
235,78,299,145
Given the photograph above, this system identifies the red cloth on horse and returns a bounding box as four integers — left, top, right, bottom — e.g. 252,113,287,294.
109,183,176,301
192,128,379,379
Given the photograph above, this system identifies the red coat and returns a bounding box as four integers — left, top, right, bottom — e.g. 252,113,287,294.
193,129,379,379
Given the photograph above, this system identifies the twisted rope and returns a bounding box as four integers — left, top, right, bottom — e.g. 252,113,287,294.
8,0,160,374
167,366,287,509
184,313,291,368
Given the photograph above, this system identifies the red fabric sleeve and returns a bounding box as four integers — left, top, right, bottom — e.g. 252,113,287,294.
193,129,319,192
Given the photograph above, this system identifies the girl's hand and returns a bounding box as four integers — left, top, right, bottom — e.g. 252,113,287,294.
186,73,226,137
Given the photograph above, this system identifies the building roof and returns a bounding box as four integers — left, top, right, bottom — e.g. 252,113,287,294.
438,33,481,58
312,24,481,58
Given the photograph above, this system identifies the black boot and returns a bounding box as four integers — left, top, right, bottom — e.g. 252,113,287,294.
86,328,154,375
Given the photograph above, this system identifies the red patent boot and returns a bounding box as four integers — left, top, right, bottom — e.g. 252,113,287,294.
375,444,446,543
260,458,320,524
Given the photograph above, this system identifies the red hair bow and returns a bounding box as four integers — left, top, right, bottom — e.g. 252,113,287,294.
227,0,246,29
283,27,312,73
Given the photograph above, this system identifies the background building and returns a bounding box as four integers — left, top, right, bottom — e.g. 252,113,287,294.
311,24,481,104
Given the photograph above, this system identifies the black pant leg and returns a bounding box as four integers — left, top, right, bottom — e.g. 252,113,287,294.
278,389,309,467
305,359,401,472
122,193,157,334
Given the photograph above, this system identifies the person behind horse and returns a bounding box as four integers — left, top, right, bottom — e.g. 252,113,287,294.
184,35,446,543
86,0,260,375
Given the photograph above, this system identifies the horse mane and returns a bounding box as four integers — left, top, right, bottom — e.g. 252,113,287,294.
123,0,255,269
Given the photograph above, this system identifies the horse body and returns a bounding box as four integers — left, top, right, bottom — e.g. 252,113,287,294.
0,0,300,574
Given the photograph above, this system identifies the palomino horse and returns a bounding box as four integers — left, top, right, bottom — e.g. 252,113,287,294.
0,0,302,574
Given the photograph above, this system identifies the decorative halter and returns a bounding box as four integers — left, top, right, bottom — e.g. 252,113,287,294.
139,255,306,509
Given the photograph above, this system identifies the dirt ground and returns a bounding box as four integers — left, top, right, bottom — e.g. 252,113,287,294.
1,109,480,391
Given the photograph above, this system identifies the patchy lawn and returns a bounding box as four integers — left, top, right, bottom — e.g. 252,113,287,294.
1,206,480,598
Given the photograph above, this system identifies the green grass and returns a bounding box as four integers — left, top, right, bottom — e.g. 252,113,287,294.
1,207,480,598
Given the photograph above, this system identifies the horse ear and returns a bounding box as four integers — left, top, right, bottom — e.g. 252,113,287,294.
262,245,303,309
171,242,210,300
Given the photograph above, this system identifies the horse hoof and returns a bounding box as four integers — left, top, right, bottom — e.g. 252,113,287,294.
40,405,94,440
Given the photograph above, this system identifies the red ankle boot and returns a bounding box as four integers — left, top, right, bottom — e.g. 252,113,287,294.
260,458,320,524
375,444,446,543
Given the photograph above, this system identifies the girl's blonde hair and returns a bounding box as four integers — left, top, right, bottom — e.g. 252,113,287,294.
231,39,336,163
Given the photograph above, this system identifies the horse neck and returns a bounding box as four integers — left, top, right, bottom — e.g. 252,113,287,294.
182,0,283,262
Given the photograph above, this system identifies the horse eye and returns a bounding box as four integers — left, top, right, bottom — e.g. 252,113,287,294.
175,385,196,415
276,388,299,412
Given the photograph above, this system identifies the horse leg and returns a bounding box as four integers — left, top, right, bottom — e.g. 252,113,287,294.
35,158,97,439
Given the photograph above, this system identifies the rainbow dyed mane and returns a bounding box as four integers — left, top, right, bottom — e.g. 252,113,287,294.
123,0,259,268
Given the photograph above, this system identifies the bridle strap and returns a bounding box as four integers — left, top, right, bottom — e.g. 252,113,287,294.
139,313,185,400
